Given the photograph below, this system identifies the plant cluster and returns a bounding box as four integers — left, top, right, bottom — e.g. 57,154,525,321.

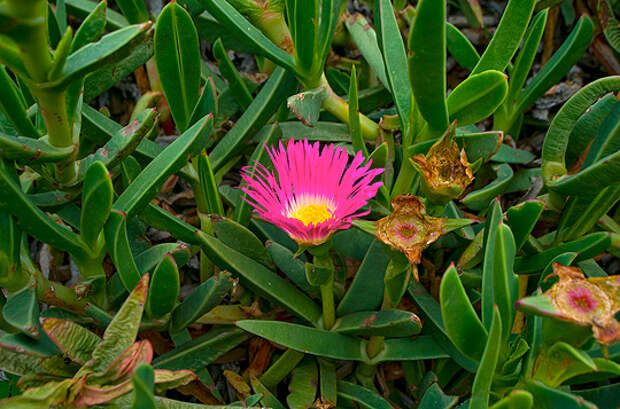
0,0,619,408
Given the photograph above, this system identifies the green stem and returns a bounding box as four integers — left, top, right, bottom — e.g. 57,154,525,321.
309,241,336,330
391,159,417,197
260,348,305,390
321,77,380,141
6,0,77,183
319,280,336,330
367,335,385,358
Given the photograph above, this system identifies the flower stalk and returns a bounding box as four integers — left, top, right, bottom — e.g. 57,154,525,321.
309,242,336,330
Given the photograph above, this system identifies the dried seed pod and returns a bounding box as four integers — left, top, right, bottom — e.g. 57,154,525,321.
376,195,445,264
410,123,474,205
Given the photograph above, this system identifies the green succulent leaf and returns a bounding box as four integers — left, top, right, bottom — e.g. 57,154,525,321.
286,357,317,409
408,0,448,133
337,240,390,315
169,271,234,333
471,0,536,75
469,307,502,409
146,254,180,319
80,161,113,250
90,274,148,373
447,70,508,127
440,264,487,362
155,2,201,133
333,309,422,338
375,0,412,139
153,327,249,371
41,317,101,364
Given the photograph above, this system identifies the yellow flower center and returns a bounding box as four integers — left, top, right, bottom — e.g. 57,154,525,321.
290,203,333,226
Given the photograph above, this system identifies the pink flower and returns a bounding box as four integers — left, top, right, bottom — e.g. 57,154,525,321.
240,139,384,246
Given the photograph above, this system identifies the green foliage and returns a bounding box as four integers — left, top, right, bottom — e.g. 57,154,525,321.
0,0,618,407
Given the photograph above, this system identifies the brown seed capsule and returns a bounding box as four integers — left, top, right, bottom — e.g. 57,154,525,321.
548,263,620,344
376,195,444,264
410,124,474,205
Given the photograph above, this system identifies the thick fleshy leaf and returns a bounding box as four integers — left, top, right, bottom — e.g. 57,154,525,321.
90,274,148,373
237,320,365,361
52,22,152,89
469,307,502,409
80,161,113,250
155,3,201,132
378,337,449,362
131,363,156,409
513,16,594,121
286,357,317,409
533,342,597,387
0,160,89,260
418,382,458,409
209,67,297,172
514,232,611,274
210,215,271,266
345,14,388,87
447,70,508,127
493,223,518,347
470,0,535,75
169,271,234,333
286,87,328,128
3,283,39,338
440,264,487,362
505,200,545,251
337,381,393,409
111,114,213,218
408,0,448,133
408,280,478,372
462,164,513,210
146,254,180,319
489,390,533,409
0,66,39,137
542,77,620,188
116,0,150,24
71,0,107,51
333,309,422,338
202,0,296,73
153,327,249,371
196,231,321,324
77,108,159,182
337,240,390,315
481,199,502,329
41,318,101,364
374,0,412,138
525,379,597,409
446,23,480,71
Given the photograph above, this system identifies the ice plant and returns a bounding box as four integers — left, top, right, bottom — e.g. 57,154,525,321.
376,195,445,264
240,138,384,247
240,138,383,329
410,123,474,207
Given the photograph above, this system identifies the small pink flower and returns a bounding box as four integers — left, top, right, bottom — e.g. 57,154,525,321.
240,139,384,246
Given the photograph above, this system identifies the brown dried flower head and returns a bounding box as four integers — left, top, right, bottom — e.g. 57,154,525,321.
410,124,474,205
548,263,620,344
376,195,444,264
